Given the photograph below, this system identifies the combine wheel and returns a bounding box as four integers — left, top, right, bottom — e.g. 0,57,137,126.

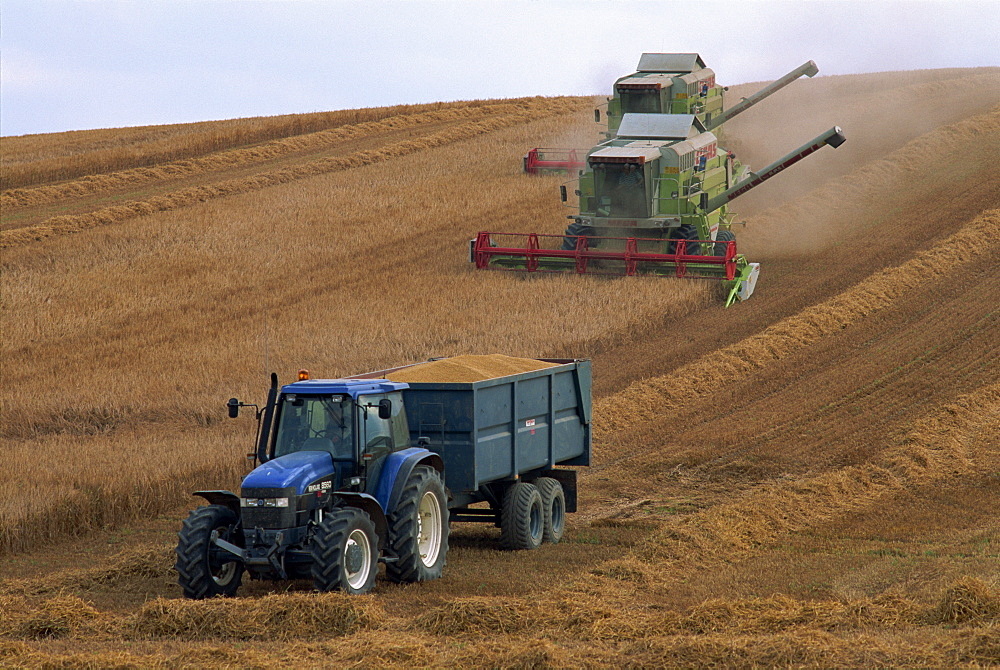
561,221,593,250
669,224,701,255
714,229,736,256
500,482,544,550
311,508,380,594
534,477,566,544
386,466,449,583
175,504,244,599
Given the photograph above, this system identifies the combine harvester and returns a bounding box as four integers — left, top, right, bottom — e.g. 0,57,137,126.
522,52,818,174
491,54,844,305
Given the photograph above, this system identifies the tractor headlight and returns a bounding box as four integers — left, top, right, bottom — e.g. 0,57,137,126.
241,497,289,508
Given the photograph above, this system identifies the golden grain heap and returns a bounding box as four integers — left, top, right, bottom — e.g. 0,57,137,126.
384,354,559,384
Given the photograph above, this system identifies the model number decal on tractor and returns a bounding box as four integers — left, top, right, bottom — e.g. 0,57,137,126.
307,480,332,493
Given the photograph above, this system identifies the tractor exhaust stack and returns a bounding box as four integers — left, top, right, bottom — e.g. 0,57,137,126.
705,60,819,130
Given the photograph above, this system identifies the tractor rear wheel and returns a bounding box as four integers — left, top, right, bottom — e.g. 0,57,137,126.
535,477,566,544
175,504,244,599
385,466,449,583
500,482,544,550
311,508,380,594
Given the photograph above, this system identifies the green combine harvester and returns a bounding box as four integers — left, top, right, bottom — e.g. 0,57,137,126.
603,53,819,136
523,53,819,175
490,54,844,305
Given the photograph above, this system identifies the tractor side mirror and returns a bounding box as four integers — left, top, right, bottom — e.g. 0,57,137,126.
594,108,601,123
227,398,240,418
378,399,392,420
560,185,567,202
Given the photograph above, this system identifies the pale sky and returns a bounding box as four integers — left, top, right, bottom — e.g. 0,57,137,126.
1,0,998,137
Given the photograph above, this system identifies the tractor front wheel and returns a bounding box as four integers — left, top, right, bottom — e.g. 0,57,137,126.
175,504,244,599
311,508,380,595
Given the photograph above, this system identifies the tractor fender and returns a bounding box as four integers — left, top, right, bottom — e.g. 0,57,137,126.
375,448,445,514
193,490,241,515
333,492,388,551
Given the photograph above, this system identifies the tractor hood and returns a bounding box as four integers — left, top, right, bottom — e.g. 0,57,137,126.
242,451,337,494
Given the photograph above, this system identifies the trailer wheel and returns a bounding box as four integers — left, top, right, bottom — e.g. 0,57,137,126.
535,477,566,544
386,465,449,583
175,504,244,599
500,482,544,550
311,507,380,595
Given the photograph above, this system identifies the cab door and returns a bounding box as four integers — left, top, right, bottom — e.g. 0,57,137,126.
358,392,408,495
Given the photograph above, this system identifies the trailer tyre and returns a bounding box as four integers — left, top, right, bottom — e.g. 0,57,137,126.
500,482,544,550
386,465,449,583
535,477,566,544
311,507,380,595
175,504,244,599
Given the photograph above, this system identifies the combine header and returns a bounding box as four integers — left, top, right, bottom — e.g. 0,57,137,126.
480,111,846,305
523,148,587,175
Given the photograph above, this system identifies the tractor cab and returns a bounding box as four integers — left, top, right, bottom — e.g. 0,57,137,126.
260,378,411,494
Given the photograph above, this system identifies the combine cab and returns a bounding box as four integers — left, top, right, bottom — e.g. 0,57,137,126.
481,112,845,305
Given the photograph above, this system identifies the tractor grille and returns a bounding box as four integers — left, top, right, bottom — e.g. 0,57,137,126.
241,486,298,530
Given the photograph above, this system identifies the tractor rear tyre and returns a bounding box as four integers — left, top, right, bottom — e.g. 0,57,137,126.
385,465,449,583
175,504,244,599
534,477,566,544
500,482,544,550
311,507,380,595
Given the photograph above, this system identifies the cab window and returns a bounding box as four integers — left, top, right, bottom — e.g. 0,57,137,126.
359,392,409,457
273,394,354,459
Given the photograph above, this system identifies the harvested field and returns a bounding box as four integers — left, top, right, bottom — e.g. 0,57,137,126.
1,66,998,667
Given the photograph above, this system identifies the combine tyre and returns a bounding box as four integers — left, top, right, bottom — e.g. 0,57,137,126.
175,504,244,599
311,508,380,594
535,477,566,544
385,465,449,583
500,482,544,550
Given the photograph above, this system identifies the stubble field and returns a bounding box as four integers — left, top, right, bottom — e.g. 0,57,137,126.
1,67,998,667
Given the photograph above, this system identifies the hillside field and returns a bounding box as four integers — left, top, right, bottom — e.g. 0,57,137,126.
1,67,999,667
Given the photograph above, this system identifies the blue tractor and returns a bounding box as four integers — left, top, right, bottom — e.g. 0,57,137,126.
175,359,592,597
175,373,448,596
